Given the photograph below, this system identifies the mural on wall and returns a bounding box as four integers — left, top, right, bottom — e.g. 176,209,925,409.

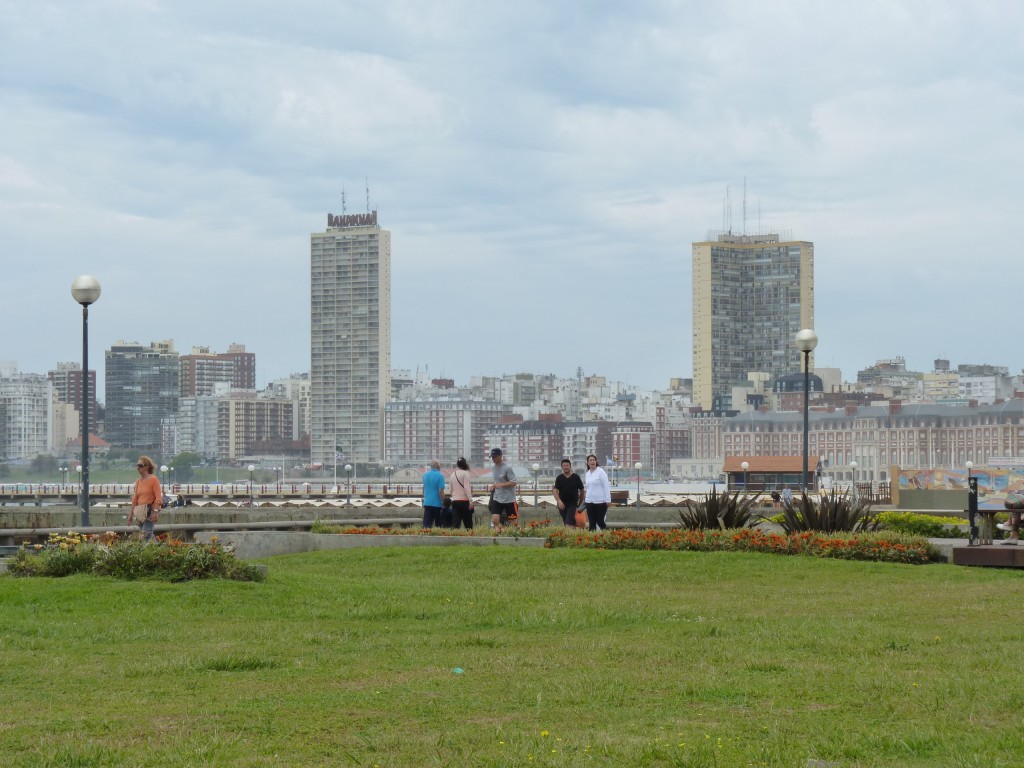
897,467,1024,510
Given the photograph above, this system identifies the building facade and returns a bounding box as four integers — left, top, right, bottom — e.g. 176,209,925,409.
311,211,391,465
692,232,814,410
179,344,256,397
47,362,98,432
385,398,509,467
707,400,1024,485
104,340,180,451
0,369,53,460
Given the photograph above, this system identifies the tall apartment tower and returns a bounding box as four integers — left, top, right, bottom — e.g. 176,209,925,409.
104,340,180,450
310,210,391,465
692,232,814,411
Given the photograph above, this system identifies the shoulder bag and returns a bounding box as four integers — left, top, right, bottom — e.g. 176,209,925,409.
129,481,150,526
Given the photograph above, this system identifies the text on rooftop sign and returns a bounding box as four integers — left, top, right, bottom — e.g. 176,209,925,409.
328,211,377,228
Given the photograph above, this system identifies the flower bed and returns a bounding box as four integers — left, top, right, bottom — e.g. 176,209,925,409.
7,531,265,581
544,527,934,564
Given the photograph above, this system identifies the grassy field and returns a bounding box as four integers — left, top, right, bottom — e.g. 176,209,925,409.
2,546,1023,767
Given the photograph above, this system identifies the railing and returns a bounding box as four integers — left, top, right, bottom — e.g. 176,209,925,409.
1,482,458,500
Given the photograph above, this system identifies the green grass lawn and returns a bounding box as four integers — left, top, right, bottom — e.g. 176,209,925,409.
2,547,1023,767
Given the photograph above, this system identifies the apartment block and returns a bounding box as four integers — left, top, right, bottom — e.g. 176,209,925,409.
104,340,180,450
692,232,814,410
180,344,256,397
311,211,391,465
0,368,53,460
47,362,98,429
385,398,509,467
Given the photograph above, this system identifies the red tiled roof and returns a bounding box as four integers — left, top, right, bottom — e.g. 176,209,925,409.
723,456,808,472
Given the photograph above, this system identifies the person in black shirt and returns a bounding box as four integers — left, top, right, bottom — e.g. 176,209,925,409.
552,458,585,528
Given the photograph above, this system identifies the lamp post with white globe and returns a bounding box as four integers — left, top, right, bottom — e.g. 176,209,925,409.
634,462,643,506
795,329,818,494
71,275,101,526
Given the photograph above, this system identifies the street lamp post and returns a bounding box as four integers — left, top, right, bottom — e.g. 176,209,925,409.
75,465,82,507
795,328,819,495
247,464,255,508
531,463,540,507
966,460,978,544
384,465,394,493
634,462,643,506
344,464,353,505
71,275,101,527
741,460,749,492
850,460,858,504
60,466,68,485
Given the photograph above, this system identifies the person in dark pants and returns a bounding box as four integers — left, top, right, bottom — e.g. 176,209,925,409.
553,458,585,528
449,457,475,529
583,454,611,531
421,460,446,528
488,448,517,530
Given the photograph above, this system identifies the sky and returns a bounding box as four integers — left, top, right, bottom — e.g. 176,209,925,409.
2,0,1023,396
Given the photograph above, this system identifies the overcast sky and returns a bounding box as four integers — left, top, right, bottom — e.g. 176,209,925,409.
3,0,1022,395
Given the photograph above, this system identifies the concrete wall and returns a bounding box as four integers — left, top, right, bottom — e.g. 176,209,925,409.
897,490,968,512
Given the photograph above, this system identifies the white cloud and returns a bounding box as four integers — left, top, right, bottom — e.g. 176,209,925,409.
0,0,1022,394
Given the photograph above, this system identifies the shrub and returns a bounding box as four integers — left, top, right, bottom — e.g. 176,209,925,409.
7,533,264,582
774,489,879,534
876,511,968,538
678,487,759,530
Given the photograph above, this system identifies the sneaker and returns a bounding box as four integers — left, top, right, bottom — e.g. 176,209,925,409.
997,522,1014,531
1001,538,1018,545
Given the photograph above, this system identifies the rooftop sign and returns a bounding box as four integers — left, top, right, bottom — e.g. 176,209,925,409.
327,211,377,228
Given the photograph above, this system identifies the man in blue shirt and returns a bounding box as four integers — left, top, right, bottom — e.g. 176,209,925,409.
422,460,446,528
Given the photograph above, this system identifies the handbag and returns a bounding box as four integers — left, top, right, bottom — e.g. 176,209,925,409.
575,508,587,528
129,504,150,526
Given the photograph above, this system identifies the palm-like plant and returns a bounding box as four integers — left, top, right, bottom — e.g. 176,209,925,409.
774,489,878,533
679,487,759,530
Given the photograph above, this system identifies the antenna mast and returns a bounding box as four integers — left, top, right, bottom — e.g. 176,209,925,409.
742,176,747,235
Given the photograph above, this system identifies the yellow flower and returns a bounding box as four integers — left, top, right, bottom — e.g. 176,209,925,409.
540,730,549,737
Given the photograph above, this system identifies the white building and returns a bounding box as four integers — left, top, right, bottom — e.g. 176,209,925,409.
0,367,54,460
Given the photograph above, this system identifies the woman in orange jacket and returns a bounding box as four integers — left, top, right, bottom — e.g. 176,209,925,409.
131,455,162,539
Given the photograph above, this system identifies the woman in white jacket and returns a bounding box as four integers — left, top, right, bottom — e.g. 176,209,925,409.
583,454,611,531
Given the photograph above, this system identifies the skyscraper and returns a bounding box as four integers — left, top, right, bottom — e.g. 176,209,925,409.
692,232,814,411
104,340,179,450
310,210,391,465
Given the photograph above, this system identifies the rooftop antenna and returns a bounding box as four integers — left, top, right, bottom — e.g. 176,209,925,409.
742,176,747,235
725,186,732,233
341,187,346,216
365,178,370,213
758,199,762,235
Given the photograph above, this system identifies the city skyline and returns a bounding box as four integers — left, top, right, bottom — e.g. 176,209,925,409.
3,2,1023,390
